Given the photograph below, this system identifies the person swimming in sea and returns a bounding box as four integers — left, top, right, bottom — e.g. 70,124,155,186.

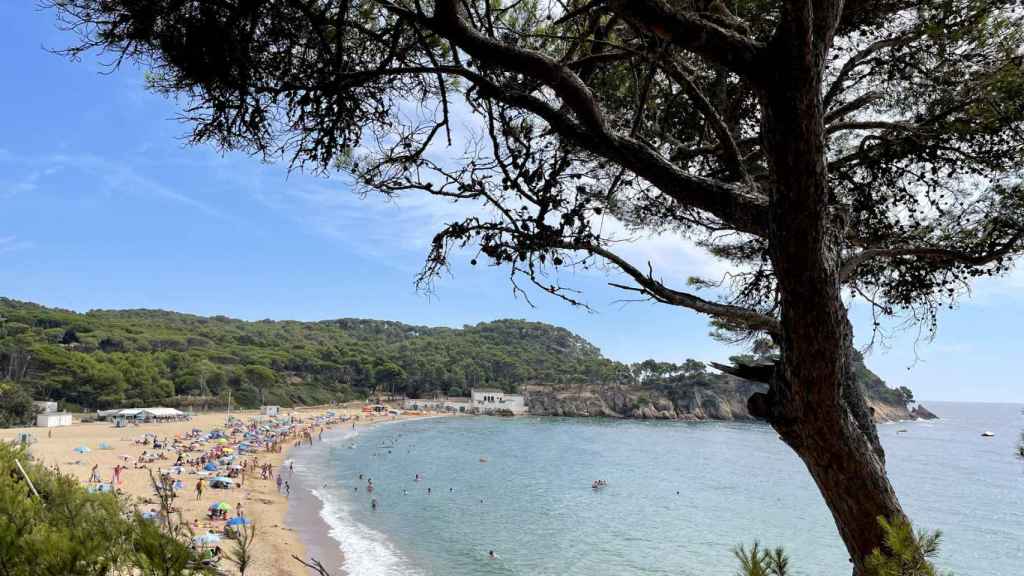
371,498,377,510
488,550,499,560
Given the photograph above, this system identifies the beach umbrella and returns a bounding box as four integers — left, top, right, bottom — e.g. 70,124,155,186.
98,442,112,450
203,462,218,471
215,438,228,444
211,476,234,483
73,446,90,454
228,464,243,470
193,533,222,545
225,516,251,527
222,448,234,454
209,501,232,511
141,511,158,520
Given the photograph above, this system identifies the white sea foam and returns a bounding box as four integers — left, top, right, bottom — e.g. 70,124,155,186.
309,486,421,576
295,424,422,576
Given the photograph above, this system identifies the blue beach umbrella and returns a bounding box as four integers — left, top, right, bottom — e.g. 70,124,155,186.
203,462,218,471
225,516,251,527
73,446,90,454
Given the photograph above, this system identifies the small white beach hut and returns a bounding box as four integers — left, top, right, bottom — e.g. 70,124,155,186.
36,412,72,427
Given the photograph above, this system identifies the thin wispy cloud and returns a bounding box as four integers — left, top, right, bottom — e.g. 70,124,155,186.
0,235,32,255
0,149,237,221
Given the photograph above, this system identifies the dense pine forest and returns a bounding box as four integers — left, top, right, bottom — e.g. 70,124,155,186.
0,298,628,415
0,298,911,426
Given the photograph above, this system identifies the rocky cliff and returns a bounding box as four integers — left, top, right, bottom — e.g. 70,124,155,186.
526,373,926,423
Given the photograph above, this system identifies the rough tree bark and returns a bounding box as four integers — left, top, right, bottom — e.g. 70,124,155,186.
753,8,908,573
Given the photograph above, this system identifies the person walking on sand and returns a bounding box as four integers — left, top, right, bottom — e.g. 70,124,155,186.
276,474,283,493
195,478,204,501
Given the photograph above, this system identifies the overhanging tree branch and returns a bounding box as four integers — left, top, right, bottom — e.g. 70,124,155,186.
608,0,765,80
840,232,1024,282
583,243,781,335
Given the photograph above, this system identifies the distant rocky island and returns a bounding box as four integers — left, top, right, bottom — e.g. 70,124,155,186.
0,297,933,425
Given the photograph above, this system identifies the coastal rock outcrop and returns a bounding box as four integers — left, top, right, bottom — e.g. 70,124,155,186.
525,372,920,424
910,404,939,420
525,377,767,422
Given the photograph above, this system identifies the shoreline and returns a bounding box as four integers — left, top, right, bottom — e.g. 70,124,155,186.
285,414,452,576
0,407,366,576
285,428,351,576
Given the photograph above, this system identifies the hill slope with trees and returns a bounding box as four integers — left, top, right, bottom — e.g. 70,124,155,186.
0,298,915,424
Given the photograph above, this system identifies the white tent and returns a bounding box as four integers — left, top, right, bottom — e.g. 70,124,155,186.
140,407,186,420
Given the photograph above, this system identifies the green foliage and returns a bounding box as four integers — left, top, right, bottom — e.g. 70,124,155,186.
0,298,626,410
227,523,258,575
732,542,791,576
0,442,207,575
0,298,913,414
0,381,34,427
735,523,948,576
865,517,947,576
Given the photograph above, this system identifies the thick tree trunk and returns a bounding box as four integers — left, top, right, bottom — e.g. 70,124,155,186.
754,15,911,573
770,342,908,574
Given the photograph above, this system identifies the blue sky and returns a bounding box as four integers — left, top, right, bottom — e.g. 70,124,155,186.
1,4,1020,403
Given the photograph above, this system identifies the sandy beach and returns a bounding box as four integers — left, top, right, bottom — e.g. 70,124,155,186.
0,405,419,576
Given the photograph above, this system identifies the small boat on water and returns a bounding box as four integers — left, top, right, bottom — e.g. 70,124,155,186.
981,431,995,437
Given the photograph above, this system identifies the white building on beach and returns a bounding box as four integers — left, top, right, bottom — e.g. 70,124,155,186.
403,396,472,413
402,389,528,415
470,388,527,415
36,411,72,427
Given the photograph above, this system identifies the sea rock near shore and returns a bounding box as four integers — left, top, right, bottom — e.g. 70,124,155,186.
910,404,939,420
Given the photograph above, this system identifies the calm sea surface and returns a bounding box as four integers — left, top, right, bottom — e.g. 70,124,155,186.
291,402,1024,576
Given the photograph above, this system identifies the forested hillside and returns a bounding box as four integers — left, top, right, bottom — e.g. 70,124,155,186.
0,298,626,415
0,298,914,424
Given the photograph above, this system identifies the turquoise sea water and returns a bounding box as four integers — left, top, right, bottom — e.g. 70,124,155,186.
292,402,1024,576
